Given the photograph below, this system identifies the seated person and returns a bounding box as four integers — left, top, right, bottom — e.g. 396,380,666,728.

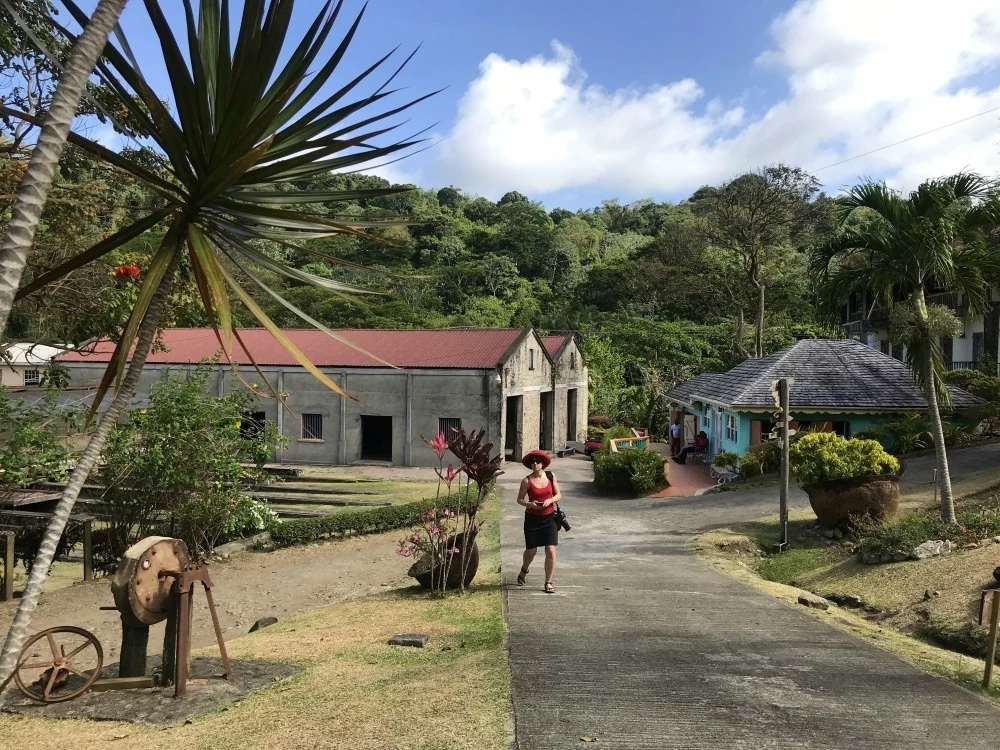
673,431,709,464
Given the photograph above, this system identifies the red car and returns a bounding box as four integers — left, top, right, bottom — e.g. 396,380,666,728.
584,431,605,457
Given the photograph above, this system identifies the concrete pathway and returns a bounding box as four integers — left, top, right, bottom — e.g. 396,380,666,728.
502,450,1000,749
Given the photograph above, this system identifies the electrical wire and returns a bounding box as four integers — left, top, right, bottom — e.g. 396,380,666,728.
811,105,1000,173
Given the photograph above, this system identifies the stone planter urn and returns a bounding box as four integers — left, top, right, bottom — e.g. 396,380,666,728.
408,531,480,590
803,474,901,529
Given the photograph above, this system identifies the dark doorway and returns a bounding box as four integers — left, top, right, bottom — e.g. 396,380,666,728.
240,411,266,440
505,396,522,460
566,389,578,442
361,415,393,461
540,392,554,451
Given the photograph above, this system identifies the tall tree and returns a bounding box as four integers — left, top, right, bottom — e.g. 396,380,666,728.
0,0,434,686
0,0,129,337
811,173,1000,522
703,164,821,357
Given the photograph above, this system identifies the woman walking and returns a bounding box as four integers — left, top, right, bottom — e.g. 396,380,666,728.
515,449,561,593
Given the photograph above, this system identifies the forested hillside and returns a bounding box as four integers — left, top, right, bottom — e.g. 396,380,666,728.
2,143,836,431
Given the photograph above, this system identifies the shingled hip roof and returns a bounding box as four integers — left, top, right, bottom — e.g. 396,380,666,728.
666,339,980,412
57,328,532,370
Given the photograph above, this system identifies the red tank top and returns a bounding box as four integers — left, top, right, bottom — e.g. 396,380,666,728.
525,474,555,516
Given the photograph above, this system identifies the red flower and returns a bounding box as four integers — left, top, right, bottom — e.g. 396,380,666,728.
114,263,140,279
422,431,449,461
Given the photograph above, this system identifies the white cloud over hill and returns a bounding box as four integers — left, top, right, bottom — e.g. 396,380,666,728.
431,0,1000,199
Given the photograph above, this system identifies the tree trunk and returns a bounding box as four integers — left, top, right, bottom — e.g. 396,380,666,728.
924,346,956,522
0,261,174,689
0,0,130,335
754,280,765,358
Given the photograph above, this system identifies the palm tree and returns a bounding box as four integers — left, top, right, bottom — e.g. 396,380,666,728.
0,0,436,686
0,0,130,336
811,174,1000,523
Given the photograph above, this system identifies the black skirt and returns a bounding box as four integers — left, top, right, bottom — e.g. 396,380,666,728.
524,512,559,549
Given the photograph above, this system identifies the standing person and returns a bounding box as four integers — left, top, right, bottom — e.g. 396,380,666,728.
669,417,682,457
515,449,561,593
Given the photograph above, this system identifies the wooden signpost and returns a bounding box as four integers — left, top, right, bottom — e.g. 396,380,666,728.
770,378,795,550
980,589,1000,688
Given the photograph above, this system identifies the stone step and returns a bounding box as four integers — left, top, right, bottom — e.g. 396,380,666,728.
252,491,391,507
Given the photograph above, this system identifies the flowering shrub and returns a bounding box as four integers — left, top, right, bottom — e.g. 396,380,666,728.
789,432,899,486
401,428,503,595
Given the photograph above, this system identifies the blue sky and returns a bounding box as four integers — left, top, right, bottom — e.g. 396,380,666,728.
72,0,1000,209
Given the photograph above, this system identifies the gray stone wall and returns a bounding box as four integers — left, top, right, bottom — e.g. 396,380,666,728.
499,331,553,458
549,338,589,443
62,363,491,468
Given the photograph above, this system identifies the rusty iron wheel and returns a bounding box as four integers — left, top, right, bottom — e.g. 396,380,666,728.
14,626,103,703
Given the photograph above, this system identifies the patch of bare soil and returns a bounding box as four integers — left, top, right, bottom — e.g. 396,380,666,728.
0,529,414,668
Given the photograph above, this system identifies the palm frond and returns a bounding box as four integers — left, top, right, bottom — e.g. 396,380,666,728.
19,0,438,402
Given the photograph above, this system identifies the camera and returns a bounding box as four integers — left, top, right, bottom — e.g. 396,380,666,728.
553,507,571,532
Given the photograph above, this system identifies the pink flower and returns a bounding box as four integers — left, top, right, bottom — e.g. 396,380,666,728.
435,463,463,490
443,508,455,518
423,432,448,461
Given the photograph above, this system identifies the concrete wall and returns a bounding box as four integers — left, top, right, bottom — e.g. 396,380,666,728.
551,337,589,444
62,362,492,468
500,331,553,458
1,365,44,387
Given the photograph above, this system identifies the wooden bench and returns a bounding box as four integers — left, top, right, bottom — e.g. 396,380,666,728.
0,511,95,600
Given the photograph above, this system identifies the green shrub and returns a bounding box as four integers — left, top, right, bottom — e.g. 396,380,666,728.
917,619,998,663
738,439,781,477
270,501,426,548
600,425,632,451
713,451,740,470
853,496,1000,556
593,449,666,496
789,432,899,485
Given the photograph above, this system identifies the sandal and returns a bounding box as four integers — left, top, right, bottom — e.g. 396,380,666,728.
517,568,529,586
544,581,555,594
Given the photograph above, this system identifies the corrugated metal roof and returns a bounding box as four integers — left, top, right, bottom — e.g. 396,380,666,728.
58,328,530,370
541,335,571,359
666,339,980,411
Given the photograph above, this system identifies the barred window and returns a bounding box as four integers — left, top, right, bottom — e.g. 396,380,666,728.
22,369,40,386
302,413,323,440
570,351,577,370
438,417,462,440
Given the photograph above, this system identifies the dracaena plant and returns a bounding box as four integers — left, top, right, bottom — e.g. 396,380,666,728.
0,0,435,685
448,428,503,591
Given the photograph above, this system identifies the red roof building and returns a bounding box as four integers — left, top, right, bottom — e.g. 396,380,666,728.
57,327,589,468
59,327,532,370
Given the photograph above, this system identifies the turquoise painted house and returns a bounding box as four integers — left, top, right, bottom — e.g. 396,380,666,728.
665,339,979,457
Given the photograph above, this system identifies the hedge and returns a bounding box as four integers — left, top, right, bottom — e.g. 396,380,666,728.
593,449,666,496
269,501,425,548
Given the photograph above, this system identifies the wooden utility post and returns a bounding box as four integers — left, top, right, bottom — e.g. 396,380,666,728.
771,378,794,550
983,589,1000,688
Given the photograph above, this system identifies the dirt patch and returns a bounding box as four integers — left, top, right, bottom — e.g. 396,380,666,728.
0,528,414,668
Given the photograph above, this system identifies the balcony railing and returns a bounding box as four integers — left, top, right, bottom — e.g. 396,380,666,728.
947,361,978,371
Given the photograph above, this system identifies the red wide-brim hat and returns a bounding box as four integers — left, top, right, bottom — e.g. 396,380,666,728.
521,449,551,469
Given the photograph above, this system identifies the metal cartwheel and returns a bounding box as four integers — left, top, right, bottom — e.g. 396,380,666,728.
11,536,232,704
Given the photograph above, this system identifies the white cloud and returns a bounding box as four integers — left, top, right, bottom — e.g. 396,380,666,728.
433,0,1000,199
